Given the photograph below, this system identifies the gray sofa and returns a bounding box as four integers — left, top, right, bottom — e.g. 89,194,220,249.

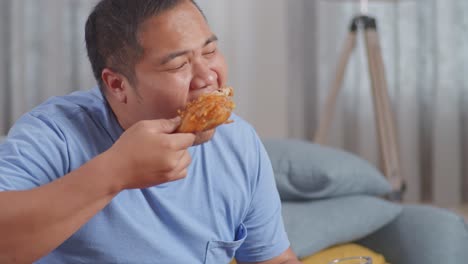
263,139,468,264
357,204,468,264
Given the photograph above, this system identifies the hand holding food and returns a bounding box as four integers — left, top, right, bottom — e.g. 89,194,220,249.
107,118,195,190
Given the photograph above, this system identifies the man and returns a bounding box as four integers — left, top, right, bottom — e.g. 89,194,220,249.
0,0,301,263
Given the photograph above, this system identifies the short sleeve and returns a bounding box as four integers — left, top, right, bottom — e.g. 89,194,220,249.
235,136,290,262
0,113,69,191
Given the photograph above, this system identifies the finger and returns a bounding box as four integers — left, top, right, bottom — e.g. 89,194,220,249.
166,149,191,170
176,167,189,179
167,150,192,181
176,152,192,178
162,133,196,150
153,117,182,134
167,167,189,182
177,150,192,170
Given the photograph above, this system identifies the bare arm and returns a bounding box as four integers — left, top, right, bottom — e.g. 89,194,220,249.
0,153,119,263
237,248,302,264
0,118,195,263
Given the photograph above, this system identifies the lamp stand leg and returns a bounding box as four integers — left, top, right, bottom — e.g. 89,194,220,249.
314,15,406,201
315,31,357,144
363,18,405,200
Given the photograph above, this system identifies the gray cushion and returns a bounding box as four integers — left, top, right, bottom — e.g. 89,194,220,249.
263,139,392,201
282,195,402,258
358,205,468,264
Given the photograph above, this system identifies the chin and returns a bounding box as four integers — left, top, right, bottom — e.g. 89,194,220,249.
193,129,216,146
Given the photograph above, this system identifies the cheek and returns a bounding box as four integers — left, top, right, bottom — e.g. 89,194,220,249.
164,83,190,113
153,91,188,118
142,79,190,118
212,54,228,87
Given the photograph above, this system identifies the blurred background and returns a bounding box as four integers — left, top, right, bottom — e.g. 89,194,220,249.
0,0,467,208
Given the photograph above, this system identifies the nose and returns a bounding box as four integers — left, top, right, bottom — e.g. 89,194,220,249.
190,61,217,91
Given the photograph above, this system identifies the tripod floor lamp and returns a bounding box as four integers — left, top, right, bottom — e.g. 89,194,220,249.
314,0,406,200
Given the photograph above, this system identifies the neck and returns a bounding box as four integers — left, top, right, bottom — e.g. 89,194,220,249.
103,93,132,131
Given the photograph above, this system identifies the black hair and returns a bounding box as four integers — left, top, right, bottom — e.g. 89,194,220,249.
85,0,204,89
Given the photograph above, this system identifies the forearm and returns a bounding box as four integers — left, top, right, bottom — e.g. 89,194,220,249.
0,152,120,263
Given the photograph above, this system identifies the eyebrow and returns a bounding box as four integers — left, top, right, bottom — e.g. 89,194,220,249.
160,35,218,65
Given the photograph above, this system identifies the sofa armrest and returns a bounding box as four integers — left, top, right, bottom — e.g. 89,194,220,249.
357,204,468,264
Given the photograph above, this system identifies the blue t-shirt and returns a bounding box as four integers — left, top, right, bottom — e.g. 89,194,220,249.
0,88,289,264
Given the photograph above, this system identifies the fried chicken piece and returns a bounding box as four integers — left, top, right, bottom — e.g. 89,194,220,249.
176,87,236,133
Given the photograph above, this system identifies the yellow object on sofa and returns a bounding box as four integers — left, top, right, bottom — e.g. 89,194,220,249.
230,243,386,264
300,244,386,264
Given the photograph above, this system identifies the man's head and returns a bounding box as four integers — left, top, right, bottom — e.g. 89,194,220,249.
86,0,206,89
85,0,228,143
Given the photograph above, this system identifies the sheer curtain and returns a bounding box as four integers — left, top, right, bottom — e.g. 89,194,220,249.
0,0,467,207
312,0,468,206
0,0,97,135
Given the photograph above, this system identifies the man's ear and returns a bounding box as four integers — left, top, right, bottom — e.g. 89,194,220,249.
101,68,129,104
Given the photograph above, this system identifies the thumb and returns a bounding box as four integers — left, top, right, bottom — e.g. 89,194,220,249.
155,116,181,133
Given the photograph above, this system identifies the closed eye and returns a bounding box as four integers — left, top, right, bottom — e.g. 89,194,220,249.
203,48,217,56
170,62,188,71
